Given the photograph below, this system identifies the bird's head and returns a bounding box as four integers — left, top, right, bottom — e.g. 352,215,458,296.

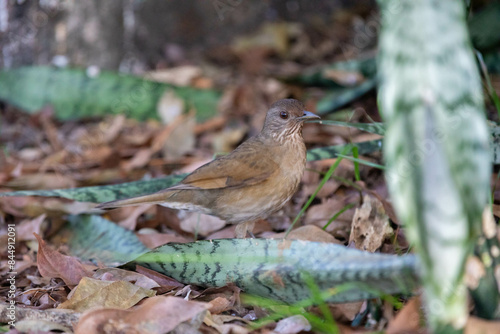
261,99,320,143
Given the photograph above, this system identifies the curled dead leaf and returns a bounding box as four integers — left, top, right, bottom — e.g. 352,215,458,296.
58,277,155,312
75,296,209,334
35,233,92,287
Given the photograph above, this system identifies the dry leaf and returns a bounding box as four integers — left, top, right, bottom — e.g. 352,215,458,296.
331,301,364,322
322,68,365,87
6,173,76,190
274,315,311,334
208,296,233,315
122,148,154,171
492,204,500,219
145,66,202,86
58,277,155,312
465,256,486,290
304,197,355,234
117,204,153,230
35,233,92,286
137,230,190,248
349,194,393,252
386,297,423,334
270,225,342,244
162,113,196,160
465,316,500,334
205,313,250,334
16,319,72,333
212,126,248,153
180,212,226,236
17,147,44,161
75,295,209,334
157,90,184,124
93,268,160,290
135,265,184,290
16,214,46,241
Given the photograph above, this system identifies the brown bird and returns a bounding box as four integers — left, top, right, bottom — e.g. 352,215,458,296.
96,99,320,237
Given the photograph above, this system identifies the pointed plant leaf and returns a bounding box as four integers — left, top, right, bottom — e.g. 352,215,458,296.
0,174,185,202
306,139,383,161
377,0,492,329
0,66,220,122
129,239,419,304
316,79,377,114
309,120,385,135
51,215,149,266
287,57,377,87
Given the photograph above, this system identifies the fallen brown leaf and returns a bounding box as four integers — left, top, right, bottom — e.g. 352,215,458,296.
16,214,46,241
135,265,184,291
58,276,155,312
180,212,226,236
75,295,209,334
208,296,233,315
270,225,343,244
35,233,92,287
304,197,355,236
93,268,160,290
205,313,250,334
465,316,500,334
274,314,311,334
386,297,424,334
349,194,393,252
117,204,153,230
136,230,190,248
5,173,76,190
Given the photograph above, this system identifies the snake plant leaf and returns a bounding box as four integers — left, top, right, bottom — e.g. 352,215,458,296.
0,66,221,122
468,1,500,52
289,57,377,87
52,215,149,266
316,79,377,115
0,174,186,202
306,139,383,161
130,239,419,304
377,0,492,330
309,120,385,136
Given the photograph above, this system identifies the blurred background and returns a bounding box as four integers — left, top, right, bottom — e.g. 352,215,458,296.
2,0,377,70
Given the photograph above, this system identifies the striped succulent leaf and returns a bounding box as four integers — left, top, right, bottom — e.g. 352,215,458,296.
377,0,491,331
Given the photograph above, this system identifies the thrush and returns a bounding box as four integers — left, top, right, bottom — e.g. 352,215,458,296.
96,99,320,237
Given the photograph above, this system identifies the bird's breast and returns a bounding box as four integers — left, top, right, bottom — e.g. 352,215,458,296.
214,136,307,224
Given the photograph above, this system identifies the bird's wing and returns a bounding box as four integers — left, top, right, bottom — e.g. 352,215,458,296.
171,139,279,190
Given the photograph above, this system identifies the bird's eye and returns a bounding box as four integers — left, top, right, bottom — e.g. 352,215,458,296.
279,111,289,119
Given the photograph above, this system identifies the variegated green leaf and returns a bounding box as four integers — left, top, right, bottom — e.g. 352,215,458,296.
0,174,185,202
317,79,377,114
377,0,491,331
0,66,221,122
306,139,382,161
132,238,418,304
309,120,385,135
55,215,418,304
53,215,149,266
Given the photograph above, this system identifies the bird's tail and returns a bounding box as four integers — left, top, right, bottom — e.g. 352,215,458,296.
95,192,169,210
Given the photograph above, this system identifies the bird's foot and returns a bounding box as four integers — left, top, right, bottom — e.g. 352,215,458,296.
235,221,256,239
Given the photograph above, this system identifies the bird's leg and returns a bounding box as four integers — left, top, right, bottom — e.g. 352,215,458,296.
235,221,256,239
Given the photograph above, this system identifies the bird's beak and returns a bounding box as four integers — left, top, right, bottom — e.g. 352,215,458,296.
298,111,320,121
